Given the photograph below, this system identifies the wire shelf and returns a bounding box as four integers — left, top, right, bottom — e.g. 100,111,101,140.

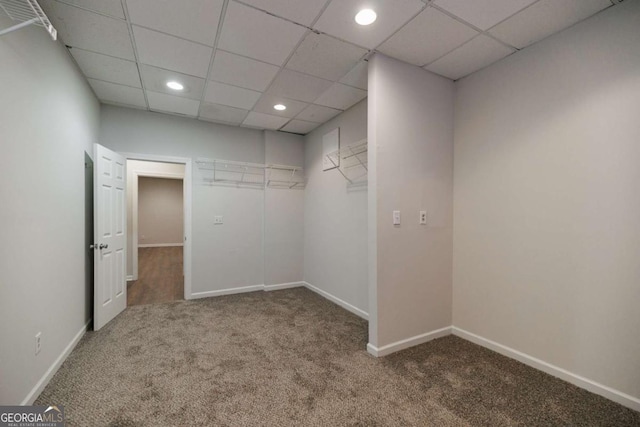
266,164,305,189
0,0,57,40
196,159,265,187
326,139,368,185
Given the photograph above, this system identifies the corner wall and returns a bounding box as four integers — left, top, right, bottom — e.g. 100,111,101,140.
368,54,454,352
453,0,640,405
0,16,100,404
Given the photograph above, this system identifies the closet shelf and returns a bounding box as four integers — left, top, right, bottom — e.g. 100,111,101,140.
266,164,305,189
326,139,368,185
0,0,57,39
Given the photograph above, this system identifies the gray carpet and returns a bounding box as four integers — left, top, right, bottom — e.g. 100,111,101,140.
36,288,640,426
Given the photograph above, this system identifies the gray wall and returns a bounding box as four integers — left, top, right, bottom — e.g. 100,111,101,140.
0,15,100,404
368,54,454,349
99,106,304,295
453,0,640,401
138,177,184,246
303,100,368,314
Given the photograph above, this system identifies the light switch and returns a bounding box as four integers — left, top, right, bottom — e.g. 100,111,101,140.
393,210,401,225
214,216,223,224
420,211,427,225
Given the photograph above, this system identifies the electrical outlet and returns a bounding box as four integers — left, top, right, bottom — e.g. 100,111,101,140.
35,332,42,355
420,211,427,225
214,216,223,225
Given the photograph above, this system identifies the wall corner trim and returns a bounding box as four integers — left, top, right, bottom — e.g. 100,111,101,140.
21,320,90,405
303,281,369,320
367,326,452,357
451,327,640,412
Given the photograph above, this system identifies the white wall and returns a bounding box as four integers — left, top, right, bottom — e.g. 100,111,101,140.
265,131,304,286
453,0,640,403
100,106,304,295
0,15,100,404
138,177,184,246
368,54,454,350
303,100,368,315
126,160,185,277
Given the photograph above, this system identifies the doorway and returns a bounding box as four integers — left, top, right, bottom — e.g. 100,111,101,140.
126,159,187,306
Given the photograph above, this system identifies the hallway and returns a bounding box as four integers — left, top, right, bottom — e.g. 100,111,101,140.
127,247,183,306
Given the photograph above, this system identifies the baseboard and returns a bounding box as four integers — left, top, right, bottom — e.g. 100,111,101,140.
302,281,369,320
21,320,90,405
138,243,183,248
126,275,134,282
367,326,452,358
452,327,640,412
264,282,304,291
190,285,264,299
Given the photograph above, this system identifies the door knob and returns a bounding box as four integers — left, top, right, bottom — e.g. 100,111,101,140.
99,243,109,250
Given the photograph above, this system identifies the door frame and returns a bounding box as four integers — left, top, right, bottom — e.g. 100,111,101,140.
120,152,193,300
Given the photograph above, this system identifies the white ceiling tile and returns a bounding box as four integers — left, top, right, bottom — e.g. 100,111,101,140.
88,79,146,107
425,35,515,80
434,0,538,30
296,104,342,123
199,103,249,125
339,61,368,90
313,0,425,49
252,94,309,118
281,119,319,134
126,0,224,46
210,50,280,92
314,82,367,110
238,0,328,25
286,32,367,81
139,65,205,100
242,112,289,130
133,26,213,78
378,7,478,66
42,1,135,60
70,48,141,87
218,1,307,66
50,0,125,19
146,91,200,116
489,0,612,49
267,69,333,103
204,81,262,110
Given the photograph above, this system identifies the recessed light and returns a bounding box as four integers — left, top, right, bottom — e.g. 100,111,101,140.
274,104,287,111
355,9,376,26
166,81,184,91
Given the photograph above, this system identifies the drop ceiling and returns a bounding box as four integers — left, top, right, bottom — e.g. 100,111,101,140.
31,0,619,134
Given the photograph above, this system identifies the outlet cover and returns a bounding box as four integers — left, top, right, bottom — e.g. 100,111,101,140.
420,211,427,225
35,332,42,355
214,216,223,225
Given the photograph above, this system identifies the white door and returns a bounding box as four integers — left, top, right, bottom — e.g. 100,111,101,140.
94,144,127,330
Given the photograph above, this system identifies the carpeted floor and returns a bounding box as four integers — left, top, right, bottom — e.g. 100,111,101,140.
36,288,639,426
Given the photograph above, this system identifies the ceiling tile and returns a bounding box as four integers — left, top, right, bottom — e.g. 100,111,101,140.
252,94,309,118
210,50,280,92
139,65,205,100
489,0,611,49
434,0,538,31
313,0,425,49
281,119,319,134
267,69,333,103
286,32,367,81
70,48,141,87
146,91,200,116
126,0,224,46
204,81,262,110
296,104,342,123
199,103,248,125
425,35,515,80
339,61,368,90
51,0,125,19
314,82,367,110
133,26,213,78
378,7,478,66
41,1,135,60
218,1,307,66
242,112,289,130
238,0,328,26
88,79,146,107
